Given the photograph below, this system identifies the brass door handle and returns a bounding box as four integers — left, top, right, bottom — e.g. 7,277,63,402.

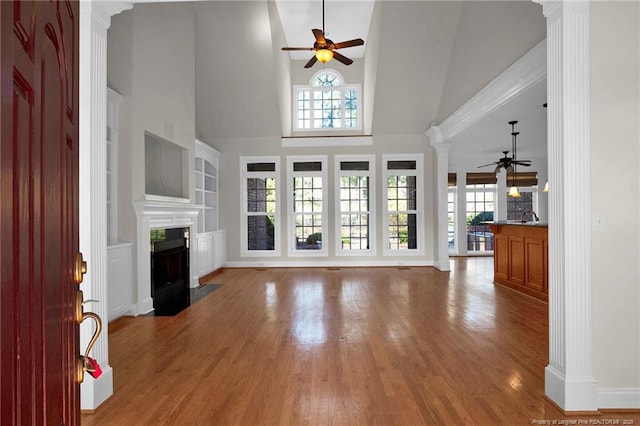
77,311,103,383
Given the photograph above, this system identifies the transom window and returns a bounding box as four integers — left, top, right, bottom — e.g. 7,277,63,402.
294,69,361,131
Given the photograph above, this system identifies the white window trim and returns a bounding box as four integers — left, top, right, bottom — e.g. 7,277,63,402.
382,153,425,256
287,155,328,257
293,68,362,132
334,155,376,256
447,186,457,254
240,156,281,257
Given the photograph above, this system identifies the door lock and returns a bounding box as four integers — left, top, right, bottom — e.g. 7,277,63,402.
74,252,87,284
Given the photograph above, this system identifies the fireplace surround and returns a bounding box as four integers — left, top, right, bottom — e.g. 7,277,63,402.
133,197,199,315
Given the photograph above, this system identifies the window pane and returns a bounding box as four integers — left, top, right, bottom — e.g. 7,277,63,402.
293,162,322,172
339,171,370,251
247,162,276,173
388,160,417,170
247,215,275,251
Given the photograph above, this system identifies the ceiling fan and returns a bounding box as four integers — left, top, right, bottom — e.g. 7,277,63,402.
477,120,532,173
281,0,364,69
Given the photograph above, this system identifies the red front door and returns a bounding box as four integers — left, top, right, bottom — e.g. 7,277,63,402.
1,1,80,424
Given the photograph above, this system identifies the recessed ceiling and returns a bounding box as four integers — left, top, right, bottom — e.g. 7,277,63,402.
275,0,374,61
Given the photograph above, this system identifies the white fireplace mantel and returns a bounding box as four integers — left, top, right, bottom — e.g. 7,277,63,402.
133,198,200,315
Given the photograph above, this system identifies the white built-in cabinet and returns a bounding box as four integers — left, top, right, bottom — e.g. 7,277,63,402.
107,243,132,321
195,139,226,277
106,87,133,321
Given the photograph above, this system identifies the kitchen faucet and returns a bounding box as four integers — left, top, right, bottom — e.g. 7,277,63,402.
520,210,539,223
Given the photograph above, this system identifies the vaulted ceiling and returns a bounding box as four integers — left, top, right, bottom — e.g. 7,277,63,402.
132,0,547,169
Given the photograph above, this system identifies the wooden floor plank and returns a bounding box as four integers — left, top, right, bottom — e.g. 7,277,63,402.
82,258,640,425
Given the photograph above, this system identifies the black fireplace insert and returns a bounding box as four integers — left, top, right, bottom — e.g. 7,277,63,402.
150,227,190,316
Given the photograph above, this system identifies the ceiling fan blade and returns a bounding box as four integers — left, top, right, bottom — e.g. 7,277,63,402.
282,47,315,51
477,162,498,168
312,28,326,45
332,51,353,66
333,38,365,49
304,55,318,69
513,161,532,167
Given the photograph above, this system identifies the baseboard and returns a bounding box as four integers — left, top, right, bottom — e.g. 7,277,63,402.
130,297,154,316
598,388,640,409
223,259,435,268
80,365,113,410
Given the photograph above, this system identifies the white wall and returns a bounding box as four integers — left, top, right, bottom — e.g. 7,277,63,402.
590,0,640,400
213,134,434,265
194,1,282,140
107,3,196,306
436,1,546,122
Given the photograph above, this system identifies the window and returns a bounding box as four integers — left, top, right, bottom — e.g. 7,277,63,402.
466,174,496,252
240,157,280,256
506,172,539,221
294,69,361,131
383,154,424,255
287,156,328,255
335,155,375,255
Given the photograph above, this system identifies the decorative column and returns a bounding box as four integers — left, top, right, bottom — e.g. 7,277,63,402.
426,125,451,271
79,0,132,410
495,169,507,221
537,0,597,411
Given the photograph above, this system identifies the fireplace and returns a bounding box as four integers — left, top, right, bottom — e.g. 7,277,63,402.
150,227,190,315
134,198,199,316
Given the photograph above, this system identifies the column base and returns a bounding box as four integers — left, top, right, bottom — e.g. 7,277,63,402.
545,365,598,411
80,365,113,410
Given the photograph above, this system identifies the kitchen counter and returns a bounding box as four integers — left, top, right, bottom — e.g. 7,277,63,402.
485,221,548,227
487,222,548,302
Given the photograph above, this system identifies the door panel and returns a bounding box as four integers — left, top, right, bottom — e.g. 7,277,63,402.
1,1,80,424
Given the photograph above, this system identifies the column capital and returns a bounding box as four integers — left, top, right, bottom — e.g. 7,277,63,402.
91,1,133,30
425,125,450,151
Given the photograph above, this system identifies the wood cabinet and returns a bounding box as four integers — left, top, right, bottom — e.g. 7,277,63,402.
487,223,548,302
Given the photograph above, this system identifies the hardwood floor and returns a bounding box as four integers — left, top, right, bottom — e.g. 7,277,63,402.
82,258,639,425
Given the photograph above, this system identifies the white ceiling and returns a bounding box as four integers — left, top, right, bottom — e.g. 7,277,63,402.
274,0,547,171
275,0,374,61
129,0,547,169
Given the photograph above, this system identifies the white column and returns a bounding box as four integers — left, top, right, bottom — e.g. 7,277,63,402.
426,126,451,271
79,0,132,410
456,173,466,256
495,169,507,222
537,0,597,411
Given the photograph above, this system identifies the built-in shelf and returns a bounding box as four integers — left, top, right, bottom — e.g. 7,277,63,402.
195,140,220,234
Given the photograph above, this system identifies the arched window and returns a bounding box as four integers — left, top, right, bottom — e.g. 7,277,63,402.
294,69,361,131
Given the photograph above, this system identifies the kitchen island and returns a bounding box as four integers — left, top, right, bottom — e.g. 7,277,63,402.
486,222,548,302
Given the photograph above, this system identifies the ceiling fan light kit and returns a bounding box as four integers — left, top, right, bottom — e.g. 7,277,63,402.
281,0,364,68
315,49,333,63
